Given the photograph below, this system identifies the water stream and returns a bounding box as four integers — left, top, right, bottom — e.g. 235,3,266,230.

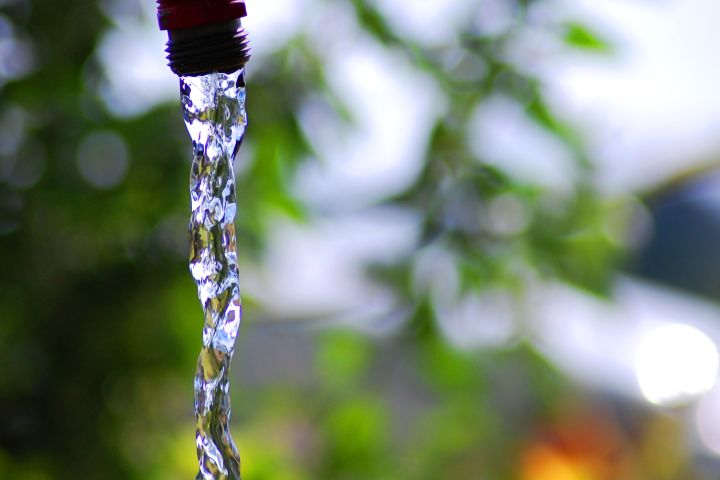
181,69,246,480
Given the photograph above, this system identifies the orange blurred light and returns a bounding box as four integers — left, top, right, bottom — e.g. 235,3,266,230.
521,444,594,480
520,407,641,480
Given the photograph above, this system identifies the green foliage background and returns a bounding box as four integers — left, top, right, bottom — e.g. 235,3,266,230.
0,0,698,479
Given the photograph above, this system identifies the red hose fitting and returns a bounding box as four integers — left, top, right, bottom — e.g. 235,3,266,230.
157,0,250,77
157,0,247,31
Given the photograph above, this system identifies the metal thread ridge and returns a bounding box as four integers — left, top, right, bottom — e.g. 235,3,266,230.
181,69,246,480
166,21,250,77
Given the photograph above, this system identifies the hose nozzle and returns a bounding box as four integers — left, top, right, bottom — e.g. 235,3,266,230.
157,0,251,77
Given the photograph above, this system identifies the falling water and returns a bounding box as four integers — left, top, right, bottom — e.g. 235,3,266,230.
181,69,246,480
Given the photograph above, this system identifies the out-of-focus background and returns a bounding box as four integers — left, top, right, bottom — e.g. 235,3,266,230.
4,0,720,478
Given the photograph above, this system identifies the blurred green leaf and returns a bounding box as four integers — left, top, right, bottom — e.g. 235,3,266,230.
563,22,612,53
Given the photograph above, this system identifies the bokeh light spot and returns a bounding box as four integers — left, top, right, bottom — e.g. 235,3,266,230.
635,324,719,407
76,130,129,189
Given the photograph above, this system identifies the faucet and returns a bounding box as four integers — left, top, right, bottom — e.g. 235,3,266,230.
157,0,251,77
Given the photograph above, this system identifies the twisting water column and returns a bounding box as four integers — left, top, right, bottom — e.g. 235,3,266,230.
157,1,250,478
183,69,246,480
